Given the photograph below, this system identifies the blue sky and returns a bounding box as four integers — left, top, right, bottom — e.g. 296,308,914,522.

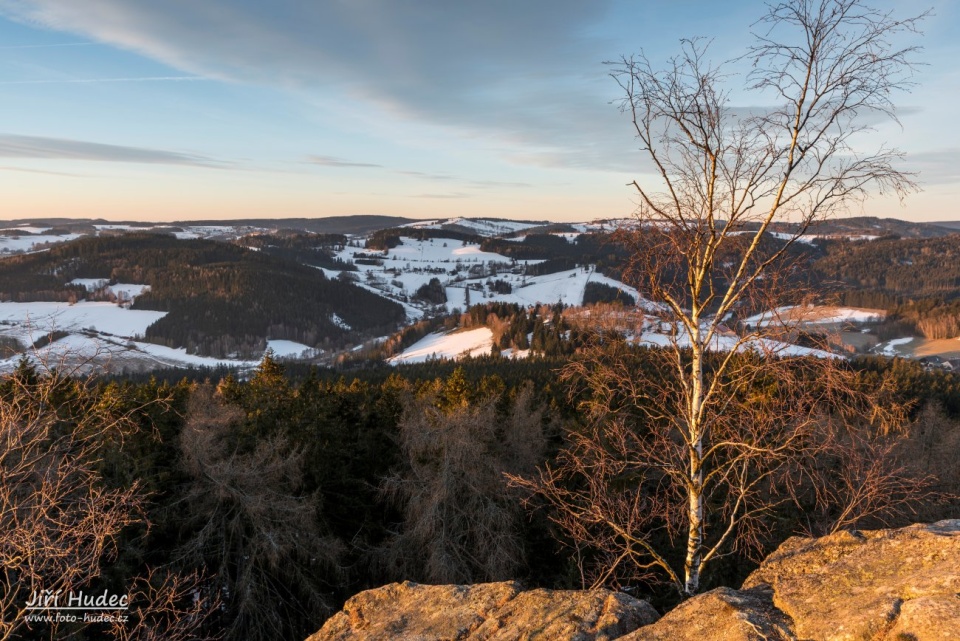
0,0,956,223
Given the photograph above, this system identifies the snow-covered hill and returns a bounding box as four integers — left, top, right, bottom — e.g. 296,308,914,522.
329,235,646,321
0,215,905,371
0,299,287,374
387,327,496,364
0,223,266,256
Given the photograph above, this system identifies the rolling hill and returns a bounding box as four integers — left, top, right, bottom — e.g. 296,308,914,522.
0,234,406,362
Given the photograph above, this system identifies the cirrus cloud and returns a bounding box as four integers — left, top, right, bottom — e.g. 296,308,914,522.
0,0,637,171
0,133,224,167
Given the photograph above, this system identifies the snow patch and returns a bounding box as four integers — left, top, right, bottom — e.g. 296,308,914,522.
68,279,150,301
388,327,493,364
875,337,915,356
0,233,82,254
330,314,351,330
267,339,320,359
0,301,166,341
743,305,885,328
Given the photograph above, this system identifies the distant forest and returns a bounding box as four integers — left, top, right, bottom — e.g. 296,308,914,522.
0,234,405,357
814,235,960,338
3,228,960,356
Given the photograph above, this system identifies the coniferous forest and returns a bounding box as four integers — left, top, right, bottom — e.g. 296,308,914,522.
814,235,960,338
3,347,959,640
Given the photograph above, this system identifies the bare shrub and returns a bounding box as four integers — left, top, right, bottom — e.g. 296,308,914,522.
0,367,142,640
107,569,220,641
0,362,216,641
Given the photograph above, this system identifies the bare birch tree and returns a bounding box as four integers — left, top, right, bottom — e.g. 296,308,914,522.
516,0,927,597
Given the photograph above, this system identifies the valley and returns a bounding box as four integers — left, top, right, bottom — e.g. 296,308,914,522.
0,214,958,374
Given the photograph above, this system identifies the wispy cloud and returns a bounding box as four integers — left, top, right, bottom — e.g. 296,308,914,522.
0,134,225,167
0,41,97,49
0,0,627,171
0,165,85,177
393,169,531,188
411,192,469,199
902,148,960,185
468,179,531,189
0,76,206,85
304,155,382,168
396,170,454,181
305,157,533,189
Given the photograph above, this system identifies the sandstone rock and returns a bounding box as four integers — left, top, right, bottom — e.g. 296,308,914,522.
620,586,796,641
469,586,659,640
310,521,960,641
742,519,960,641
307,580,659,641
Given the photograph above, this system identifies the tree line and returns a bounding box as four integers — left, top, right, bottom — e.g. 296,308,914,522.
4,348,958,640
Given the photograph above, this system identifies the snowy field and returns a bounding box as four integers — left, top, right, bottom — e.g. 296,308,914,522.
266,339,321,359
69,279,151,301
387,325,534,364
333,235,652,321
768,231,879,244
0,233,82,254
875,337,915,357
0,300,166,341
0,332,264,375
0,300,282,374
634,324,836,359
388,327,495,364
742,306,885,329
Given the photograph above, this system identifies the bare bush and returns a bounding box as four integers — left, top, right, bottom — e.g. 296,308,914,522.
107,569,220,641
0,367,142,640
0,362,216,641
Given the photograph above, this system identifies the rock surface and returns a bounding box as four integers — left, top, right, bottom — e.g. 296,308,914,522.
307,580,659,641
741,519,960,641
619,586,796,641
308,520,960,641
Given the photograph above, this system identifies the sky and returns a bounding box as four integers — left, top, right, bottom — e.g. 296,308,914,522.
0,0,957,223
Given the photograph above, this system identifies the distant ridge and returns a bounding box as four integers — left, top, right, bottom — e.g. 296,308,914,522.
770,216,958,239
929,220,960,230
171,215,418,235
0,215,420,236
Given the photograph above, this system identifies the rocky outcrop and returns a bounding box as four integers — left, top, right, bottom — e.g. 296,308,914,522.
741,519,960,641
308,520,960,641
307,580,659,641
619,586,796,641
627,519,960,641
